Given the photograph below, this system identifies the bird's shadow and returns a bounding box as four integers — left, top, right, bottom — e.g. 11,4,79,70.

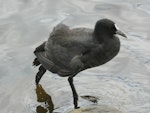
35,84,54,113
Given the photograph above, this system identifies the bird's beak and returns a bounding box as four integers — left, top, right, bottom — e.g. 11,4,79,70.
116,30,127,38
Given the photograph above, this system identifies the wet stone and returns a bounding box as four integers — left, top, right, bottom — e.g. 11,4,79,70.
69,105,124,113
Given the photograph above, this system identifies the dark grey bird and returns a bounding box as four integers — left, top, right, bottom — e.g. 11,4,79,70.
33,19,127,109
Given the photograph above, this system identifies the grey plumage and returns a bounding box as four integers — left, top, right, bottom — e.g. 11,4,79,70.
33,19,127,109
35,23,120,75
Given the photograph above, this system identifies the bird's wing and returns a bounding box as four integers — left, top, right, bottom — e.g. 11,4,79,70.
47,23,70,44
80,44,104,69
34,23,104,76
42,24,104,76
47,24,93,47
35,51,74,77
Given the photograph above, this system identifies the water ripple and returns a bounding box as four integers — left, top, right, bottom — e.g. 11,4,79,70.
0,0,150,113
94,4,118,11
136,3,150,14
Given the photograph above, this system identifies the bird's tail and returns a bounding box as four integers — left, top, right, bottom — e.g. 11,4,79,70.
33,41,46,67
33,58,41,66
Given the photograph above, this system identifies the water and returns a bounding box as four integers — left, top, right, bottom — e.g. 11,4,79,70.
0,0,150,113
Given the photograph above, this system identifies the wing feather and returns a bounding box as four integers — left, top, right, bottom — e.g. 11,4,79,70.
35,23,103,76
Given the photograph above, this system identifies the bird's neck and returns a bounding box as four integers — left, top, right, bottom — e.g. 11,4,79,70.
93,32,120,52
93,32,113,44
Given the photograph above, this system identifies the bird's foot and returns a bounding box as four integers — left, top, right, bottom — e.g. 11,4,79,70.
75,106,80,109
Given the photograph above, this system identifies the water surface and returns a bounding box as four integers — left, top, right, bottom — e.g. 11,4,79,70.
0,0,150,113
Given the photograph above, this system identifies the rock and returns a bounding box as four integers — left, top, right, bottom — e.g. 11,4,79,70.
69,105,124,113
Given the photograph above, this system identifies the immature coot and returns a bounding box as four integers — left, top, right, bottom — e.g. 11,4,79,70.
33,19,127,109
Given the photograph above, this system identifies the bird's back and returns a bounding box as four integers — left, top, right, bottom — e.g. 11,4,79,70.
42,24,95,76
35,23,120,77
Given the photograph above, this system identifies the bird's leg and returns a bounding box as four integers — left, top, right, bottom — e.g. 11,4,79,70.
68,77,79,109
35,65,46,85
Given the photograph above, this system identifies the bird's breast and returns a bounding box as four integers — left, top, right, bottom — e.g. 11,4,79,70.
100,38,120,65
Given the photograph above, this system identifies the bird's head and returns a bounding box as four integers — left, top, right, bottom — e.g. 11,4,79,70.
94,19,127,41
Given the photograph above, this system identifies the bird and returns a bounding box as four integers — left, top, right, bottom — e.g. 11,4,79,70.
33,19,127,109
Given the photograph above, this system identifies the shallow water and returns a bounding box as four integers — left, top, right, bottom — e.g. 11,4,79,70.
0,0,150,113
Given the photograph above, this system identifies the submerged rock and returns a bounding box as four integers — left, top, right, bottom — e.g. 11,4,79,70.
69,105,124,113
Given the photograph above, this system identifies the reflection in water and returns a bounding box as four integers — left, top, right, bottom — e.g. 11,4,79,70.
35,84,54,113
